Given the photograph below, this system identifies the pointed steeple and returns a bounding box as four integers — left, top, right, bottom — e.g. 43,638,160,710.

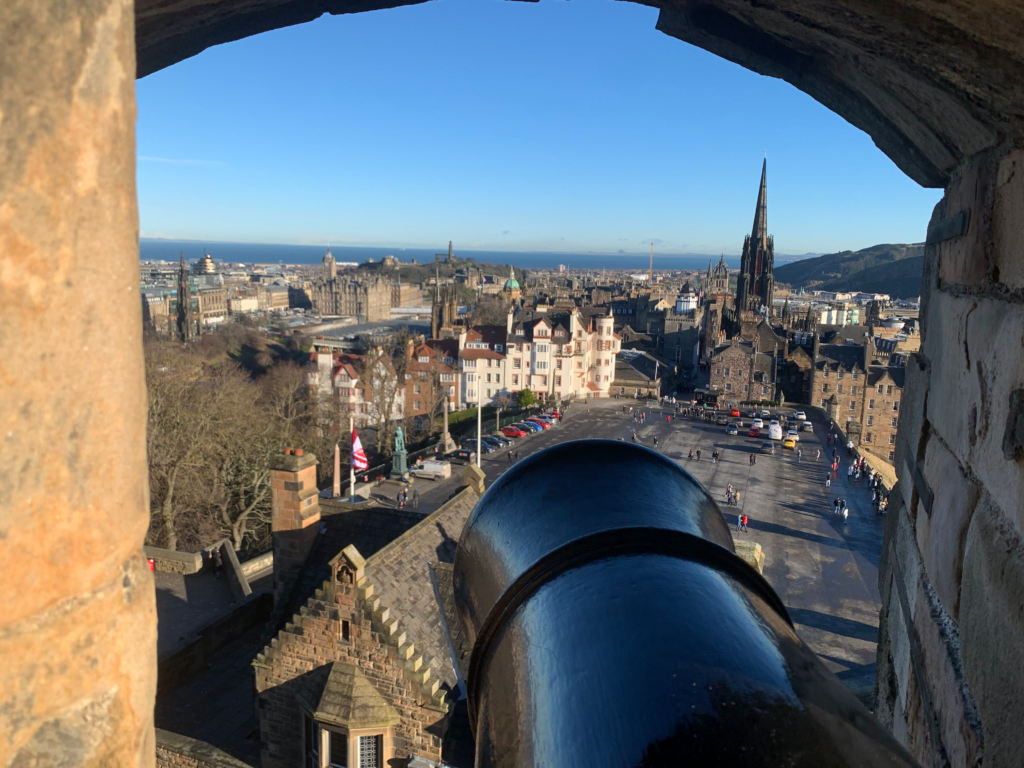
751,158,768,250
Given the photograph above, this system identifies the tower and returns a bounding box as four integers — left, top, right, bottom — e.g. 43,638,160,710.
322,248,337,280
736,159,775,313
176,252,196,342
504,266,521,302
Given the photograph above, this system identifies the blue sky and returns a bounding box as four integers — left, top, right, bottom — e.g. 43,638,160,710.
136,0,942,255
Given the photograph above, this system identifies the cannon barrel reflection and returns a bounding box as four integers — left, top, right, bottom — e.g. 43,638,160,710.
453,440,918,767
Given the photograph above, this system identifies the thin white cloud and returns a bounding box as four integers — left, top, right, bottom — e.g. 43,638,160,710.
138,156,226,168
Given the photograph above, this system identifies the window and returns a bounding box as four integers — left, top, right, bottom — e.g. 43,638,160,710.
464,359,476,368
418,356,429,363
358,735,382,768
852,371,859,380
443,356,453,364
577,362,582,369
761,386,767,395
495,344,503,352
536,361,549,370
725,383,732,392
466,374,476,382
867,415,874,426
889,434,897,445
744,385,748,392
838,371,845,380
893,401,900,411
541,376,548,387
487,359,493,368
891,417,899,428
556,376,562,386
888,451,895,461
822,384,830,393
887,385,894,395
823,370,830,378
466,389,475,399
596,359,601,367
486,374,491,383
849,401,856,411
864,433,873,443
556,360,562,370
877,384,884,393
821,399,827,408
512,375,518,385
413,385,420,395
868,399,875,409
604,375,609,382
851,386,857,395
448,386,455,396
413,401,420,410
329,731,347,767
418,371,426,380
513,359,521,369
495,374,501,383
836,384,843,394
487,388,492,396
305,716,320,768
536,344,549,353
341,620,350,643
725,367,730,376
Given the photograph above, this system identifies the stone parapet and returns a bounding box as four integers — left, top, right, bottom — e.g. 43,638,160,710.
156,728,254,768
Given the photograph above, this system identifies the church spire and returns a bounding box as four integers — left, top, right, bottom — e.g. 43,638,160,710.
751,157,768,250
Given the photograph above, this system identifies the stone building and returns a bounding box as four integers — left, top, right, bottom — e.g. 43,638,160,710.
707,339,778,401
704,254,730,297
405,342,459,432
311,250,391,321
255,451,481,768
197,286,227,327
431,268,459,339
735,159,775,313
611,350,666,399
861,366,905,459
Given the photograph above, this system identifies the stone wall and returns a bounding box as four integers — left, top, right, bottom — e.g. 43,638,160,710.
875,142,1024,768
146,546,204,575
155,729,252,768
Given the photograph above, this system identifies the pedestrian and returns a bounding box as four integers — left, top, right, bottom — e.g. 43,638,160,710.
848,465,854,480
211,547,223,580
397,490,405,508
688,448,694,460
631,432,638,444
740,514,749,532
833,496,841,515
411,488,419,510
696,448,701,462
825,473,831,489
653,436,659,449
816,448,821,461
736,513,742,531
735,491,741,507
515,450,520,461
827,434,831,446
797,448,802,462
842,506,849,522
508,451,513,464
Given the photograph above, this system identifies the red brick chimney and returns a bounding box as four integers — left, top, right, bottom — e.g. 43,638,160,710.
269,448,321,608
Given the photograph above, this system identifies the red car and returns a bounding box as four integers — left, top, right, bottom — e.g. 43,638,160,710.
545,410,562,419
748,427,761,438
730,408,741,418
502,426,527,438
525,418,551,430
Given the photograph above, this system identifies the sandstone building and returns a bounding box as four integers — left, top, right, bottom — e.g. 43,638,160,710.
735,159,775,313
311,251,392,321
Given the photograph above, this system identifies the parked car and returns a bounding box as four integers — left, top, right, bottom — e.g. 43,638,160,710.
747,410,759,419
410,460,451,481
515,421,542,433
502,425,527,438
532,416,557,425
725,424,739,435
488,434,512,447
768,423,783,441
525,418,551,430
782,436,797,450
444,449,475,464
787,429,800,443
480,435,504,449
760,409,772,419
463,440,496,454
751,418,764,429
729,408,741,418
801,421,814,433
716,415,730,426
748,426,761,438
760,441,776,455
794,410,807,421
733,417,744,427
544,410,562,419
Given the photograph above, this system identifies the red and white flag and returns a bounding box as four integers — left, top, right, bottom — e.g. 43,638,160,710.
351,428,368,471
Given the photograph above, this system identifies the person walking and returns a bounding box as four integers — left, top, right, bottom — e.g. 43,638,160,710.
508,451,513,464
653,436,659,449
736,513,743,532
816,448,821,461
411,488,419,510
740,514,749,532
847,464,854,481
515,450,520,461
696,448,701,462
397,489,405,509
211,547,223,580
797,447,802,462
688,448,694,460
825,473,831,489
833,496,841,516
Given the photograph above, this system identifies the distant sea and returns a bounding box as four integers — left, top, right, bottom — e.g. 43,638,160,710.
139,239,815,272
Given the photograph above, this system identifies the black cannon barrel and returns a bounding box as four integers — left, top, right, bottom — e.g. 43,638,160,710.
453,439,919,767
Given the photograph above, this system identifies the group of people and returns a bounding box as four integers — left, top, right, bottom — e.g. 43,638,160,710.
395,487,419,509
506,450,521,464
725,483,742,507
832,496,849,521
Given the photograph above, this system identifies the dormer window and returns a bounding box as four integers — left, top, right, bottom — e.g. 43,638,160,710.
443,357,453,364
495,344,503,352
418,356,429,363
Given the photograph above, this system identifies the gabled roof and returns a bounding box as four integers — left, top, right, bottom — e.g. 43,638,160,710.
465,325,507,347
425,339,458,360
459,348,504,361
814,343,866,372
867,364,906,389
614,350,666,382
296,662,401,729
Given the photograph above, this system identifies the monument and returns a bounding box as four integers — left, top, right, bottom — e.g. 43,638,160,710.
441,399,457,453
391,426,408,479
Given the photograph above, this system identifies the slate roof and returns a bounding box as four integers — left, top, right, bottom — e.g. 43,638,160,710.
614,350,665,383
814,343,867,372
432,563,471,684
362,486,481,694
867,364,906,389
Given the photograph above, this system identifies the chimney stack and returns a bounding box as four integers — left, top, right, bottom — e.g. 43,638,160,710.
269,448,321,609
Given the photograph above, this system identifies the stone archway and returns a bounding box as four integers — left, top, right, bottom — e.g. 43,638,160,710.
1,1,1022,766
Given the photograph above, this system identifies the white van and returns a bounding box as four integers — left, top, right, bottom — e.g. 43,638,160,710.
768,423,784,441
410,460,451,481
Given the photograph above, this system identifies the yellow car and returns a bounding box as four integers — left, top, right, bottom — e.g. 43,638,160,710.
782,437,797,450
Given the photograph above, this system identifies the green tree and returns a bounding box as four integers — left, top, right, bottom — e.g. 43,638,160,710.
517,388,536,408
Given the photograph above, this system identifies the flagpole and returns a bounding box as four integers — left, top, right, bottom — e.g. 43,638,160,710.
349,415,356,500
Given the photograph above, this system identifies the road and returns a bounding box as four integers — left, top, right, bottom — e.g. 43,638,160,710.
407,398,886,696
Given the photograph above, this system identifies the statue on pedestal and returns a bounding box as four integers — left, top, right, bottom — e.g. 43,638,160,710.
391,425,408,479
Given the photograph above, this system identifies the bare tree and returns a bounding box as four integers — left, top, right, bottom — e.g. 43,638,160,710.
472,296,510,326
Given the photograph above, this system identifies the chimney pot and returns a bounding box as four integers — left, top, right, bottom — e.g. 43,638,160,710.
284,447,293,455
295,448,304,456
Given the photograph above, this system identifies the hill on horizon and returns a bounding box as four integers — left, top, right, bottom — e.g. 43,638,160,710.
775,243,924,299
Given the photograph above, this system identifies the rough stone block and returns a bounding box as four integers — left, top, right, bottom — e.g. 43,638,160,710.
916,436,981,620
894,353,930,514
960,495,1024,768
993,149,1024,291
938,156,989,287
